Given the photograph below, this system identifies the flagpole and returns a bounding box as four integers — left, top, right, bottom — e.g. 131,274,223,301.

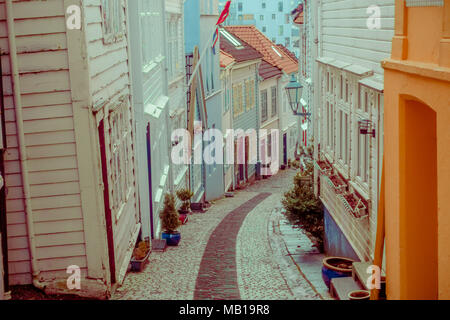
185,26,217,91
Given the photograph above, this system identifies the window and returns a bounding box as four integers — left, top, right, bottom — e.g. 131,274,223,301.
220,29,242,47
101,0,124,43
345,113,349,165
262,2,266,9
271,86,277,117
261,89,268,122
285,37,290,47
233,83,244,118
245,80,255,111
327,72,330,92
108,101,133,213
260,15,264,21
238,2,243,11
357,128,369,182
278,2,283,12
262,26,267,32
268,133,272,158
272,14,276,20
326,102,330,147
139,0,164,67
285,14,290,24
167,15,182,81
278,25,284,36
345,81,349,103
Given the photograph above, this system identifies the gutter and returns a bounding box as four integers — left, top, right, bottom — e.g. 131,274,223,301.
5,0,43,289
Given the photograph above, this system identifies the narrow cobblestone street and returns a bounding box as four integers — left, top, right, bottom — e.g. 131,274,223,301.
112,169,323,300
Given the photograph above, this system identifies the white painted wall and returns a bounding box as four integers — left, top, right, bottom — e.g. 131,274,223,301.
321,0,395,76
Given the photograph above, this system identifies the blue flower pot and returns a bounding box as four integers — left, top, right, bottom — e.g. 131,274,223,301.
162,231,181,246
321,257,355,289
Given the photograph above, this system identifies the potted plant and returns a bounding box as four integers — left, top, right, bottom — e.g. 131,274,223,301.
160,193,182,246
321,256,356,289
176,188,193,224
130,239,151,272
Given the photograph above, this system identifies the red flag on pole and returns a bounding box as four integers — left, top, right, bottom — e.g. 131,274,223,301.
212,1,231,54
216,1,231,26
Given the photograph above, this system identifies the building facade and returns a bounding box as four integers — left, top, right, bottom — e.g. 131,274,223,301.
219,0,301,56
226,26,299,170
0,0,171,298
219,50,235,192
382,0,450,300
166,0,189,207
219,28,262,188
300,0,395,262
200,0,224,201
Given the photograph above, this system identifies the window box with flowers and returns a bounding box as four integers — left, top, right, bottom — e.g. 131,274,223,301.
340,192,368,219
327,174,347,194
315,159,332,175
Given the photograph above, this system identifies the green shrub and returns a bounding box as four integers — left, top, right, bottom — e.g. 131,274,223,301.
282,170,324,252
160,193,181,233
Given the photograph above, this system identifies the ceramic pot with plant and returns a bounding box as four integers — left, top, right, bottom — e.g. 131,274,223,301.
160,193,182,246
130,239,151,272
321,256,356,289
176,189,194,215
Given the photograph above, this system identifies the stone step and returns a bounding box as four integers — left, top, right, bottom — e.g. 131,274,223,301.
330,277,363,300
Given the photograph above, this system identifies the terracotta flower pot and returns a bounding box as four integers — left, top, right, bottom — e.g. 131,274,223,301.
348,290,370,300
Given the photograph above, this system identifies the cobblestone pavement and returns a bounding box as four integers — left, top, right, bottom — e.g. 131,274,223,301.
112,168,322,300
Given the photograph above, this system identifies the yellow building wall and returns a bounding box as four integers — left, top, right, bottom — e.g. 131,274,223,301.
383,0,450,300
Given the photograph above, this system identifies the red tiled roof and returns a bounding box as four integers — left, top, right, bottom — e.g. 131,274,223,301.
259,60,283,80
220,50,235,68
225,25,298,74
219,30,262,63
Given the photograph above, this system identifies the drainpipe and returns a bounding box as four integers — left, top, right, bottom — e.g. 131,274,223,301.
5,0,43,289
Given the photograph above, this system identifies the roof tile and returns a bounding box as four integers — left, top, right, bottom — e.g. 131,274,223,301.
225,25,298,74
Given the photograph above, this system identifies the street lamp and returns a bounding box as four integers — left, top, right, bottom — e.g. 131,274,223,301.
285,74,310,118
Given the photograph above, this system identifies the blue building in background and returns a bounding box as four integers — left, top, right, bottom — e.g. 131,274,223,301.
184,0,224,202
219,0,300,57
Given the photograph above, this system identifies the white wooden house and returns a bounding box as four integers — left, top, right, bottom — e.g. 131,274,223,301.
0,0,142,297
165,0,188,207
128,0,173,241
304,0,394,262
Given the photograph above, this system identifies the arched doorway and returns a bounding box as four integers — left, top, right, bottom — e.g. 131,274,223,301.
399,97,438,299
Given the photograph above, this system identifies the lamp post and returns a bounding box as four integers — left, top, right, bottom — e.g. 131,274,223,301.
285,74,311,156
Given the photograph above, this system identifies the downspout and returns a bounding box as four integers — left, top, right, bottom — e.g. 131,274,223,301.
5,0,43,289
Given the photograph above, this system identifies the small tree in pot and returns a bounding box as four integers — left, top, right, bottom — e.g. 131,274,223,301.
160,193,182,246
176,189,194,214
176,189,193,224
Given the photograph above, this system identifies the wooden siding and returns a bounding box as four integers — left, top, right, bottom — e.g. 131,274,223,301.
321,0,395,75
85,0,139,284
0,0,87,285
